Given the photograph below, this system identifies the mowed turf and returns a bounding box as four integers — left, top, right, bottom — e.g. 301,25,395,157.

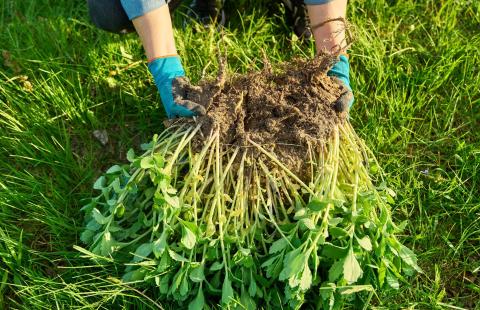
0,0,479,308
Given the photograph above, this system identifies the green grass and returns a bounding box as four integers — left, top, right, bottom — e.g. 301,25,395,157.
1,0,479,308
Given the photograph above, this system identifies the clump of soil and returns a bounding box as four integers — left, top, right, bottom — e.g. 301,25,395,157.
178,55,349,176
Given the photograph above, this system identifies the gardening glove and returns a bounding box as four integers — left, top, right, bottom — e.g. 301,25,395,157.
148,56,206,118
328,54,354,113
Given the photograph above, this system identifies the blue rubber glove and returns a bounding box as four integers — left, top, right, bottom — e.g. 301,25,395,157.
148,56,205,118
328,54,354,112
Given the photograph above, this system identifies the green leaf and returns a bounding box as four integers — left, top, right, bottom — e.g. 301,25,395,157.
269,238,289,254
92,208,109,225
248,278,257,297
320,282,336,301
133,243,153,262
399,244,422,272
356,235,372,251
354,215,369,225
378,259,387,287
189,264,205,283
153,231,168,258
294,208,307,219
140,156,155,169
80,229,95,244
93,176,106,190
86,219,101,231
240,288,256,310
307,198,328,212
140,141,153,151
339,285,373,295
106,165,122,174
279,249,305,281
122,268,145,282
164,193,180,208
108,223,122,233
127,148,136,162
328,217,343,227
181,220,198,234
157,251,171,273
300,218,316,230
168,249,189,262
261,254,283,279
329,227,349,238
153,153,165,167
328,259,344,282
181,225,197,250
170,269,184,294
180,275,189,296
188,287,205,310
113,200,124,215
322,243,348,259
221,276,234,305
343,247,363,284
99,231,115,256
386,270,399,289
159,273,170,294
111,178,122,194
261,255,278,268
210,261,224,271
299,265,312,291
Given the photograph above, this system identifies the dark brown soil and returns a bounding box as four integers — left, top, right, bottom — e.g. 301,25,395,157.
177,55,348,176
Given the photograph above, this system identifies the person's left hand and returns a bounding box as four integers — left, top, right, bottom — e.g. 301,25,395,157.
328,54,354,113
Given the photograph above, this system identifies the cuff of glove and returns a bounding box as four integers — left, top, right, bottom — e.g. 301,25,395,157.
327,54,350,89
148,55,185,85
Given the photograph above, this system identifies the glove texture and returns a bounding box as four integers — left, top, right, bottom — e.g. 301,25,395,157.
328,54,354,112
148,56,205,118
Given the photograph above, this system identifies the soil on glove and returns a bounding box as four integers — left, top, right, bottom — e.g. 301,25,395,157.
179,55,348,177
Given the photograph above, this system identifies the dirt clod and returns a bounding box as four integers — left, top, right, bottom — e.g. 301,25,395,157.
179,55,349,176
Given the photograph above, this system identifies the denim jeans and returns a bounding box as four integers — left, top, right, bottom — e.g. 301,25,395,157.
88,0,334,33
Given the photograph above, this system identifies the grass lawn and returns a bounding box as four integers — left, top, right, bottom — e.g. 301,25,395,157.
1,0,479,308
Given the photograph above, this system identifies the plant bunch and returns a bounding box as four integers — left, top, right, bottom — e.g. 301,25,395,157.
80,121,421,309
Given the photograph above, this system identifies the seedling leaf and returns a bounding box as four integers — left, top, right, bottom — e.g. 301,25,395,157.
328,259,344,282
399,244,422,272
106,165,122,174
307,198,328,212
168,249,189,262
93,176,106,190
299,265,312,291
153,231,168,258
181,225,196,250
92,208,109,225
221,276,234,305
210,261,224,271
188,287,205,310
269,238,288,254
356,235,373,251
133,243,153,262
343,247,363,284
190,264,205,283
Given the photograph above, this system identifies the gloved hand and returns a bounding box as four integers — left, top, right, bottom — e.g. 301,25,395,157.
328,54,354,112
148,56,206,118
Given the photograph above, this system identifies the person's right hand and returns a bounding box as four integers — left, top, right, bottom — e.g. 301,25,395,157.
148,56,205,118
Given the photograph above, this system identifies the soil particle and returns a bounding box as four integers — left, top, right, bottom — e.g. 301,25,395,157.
177,55,349,176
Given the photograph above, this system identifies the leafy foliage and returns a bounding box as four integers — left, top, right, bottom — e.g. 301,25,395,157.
80,123,421,309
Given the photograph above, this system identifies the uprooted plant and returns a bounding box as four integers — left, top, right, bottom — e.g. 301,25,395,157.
79,55,421,309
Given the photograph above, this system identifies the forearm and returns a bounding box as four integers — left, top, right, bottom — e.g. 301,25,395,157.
120,0,177,61
306,0,348,54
